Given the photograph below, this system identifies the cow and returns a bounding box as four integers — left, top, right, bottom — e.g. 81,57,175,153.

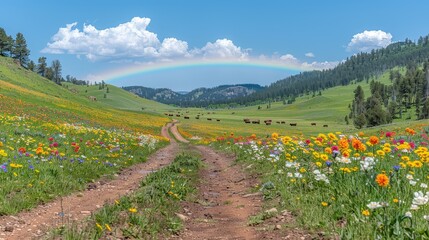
216,119,221,122
243,118,251,123
281,121,286,124
88,96,97,101
290,123,297,126
323,124,329,127
252,120,260,124
184,116,189,119
311,123,317,126
207,118,212,121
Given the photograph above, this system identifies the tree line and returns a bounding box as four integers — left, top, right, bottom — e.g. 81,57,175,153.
223,35,429,107
349,63,429,128
0,27,85,86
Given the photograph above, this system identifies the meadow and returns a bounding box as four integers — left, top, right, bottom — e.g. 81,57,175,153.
212,124,429,238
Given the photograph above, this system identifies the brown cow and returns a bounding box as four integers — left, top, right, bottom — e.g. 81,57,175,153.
311,123,317,126
290,123,297,126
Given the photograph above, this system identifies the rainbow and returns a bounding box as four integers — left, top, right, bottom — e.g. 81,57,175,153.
93,58,312,83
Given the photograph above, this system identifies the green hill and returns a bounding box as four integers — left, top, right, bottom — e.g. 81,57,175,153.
0,56,170,134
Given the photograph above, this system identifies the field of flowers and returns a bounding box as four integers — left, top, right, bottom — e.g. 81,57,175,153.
0,113,167,214
214,125,429,238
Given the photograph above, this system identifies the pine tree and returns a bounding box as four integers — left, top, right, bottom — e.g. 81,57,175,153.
27,60,35,71
0,28,13,56
37,57,47,77
11,33,30,67
51,60,62,85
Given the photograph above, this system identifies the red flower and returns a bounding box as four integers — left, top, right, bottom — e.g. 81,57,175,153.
48,137,54,142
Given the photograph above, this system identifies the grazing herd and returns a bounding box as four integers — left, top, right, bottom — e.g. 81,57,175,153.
164,112,329,127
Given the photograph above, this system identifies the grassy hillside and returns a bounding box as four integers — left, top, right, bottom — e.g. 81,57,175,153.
63,83,173,113
0,56,170,134
175,70,426,138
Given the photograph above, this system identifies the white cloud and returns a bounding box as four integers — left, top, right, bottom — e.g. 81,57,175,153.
347,30,392,52
43,17,248,62
276,53,338,70
305,52,315,58
194,39,248,59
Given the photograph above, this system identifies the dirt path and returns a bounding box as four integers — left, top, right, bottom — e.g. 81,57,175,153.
0,122,180,240
170,120,189,143
172,145,262,240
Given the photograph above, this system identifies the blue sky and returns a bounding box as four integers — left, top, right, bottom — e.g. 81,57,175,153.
2,0,429,91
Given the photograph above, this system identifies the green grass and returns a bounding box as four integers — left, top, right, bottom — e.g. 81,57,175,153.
212,125,429,239
49,152,202,239
171,71,407,138
62,82,174,113
0,56,171,134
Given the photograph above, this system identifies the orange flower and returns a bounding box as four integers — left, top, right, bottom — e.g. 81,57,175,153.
369,136,379,145
338,138,349,151
375,173,389,187
36,147,43,155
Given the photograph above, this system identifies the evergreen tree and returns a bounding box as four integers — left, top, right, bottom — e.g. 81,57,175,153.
27,60,35,71
0,28,13,56
51,60,62,85
45,67,54,80
37,57,47,77
11,32,30,67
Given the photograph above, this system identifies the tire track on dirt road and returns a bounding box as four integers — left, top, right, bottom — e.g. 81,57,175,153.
0,122,179,240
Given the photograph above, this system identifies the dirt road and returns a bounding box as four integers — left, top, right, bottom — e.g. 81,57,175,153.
0,122,179,240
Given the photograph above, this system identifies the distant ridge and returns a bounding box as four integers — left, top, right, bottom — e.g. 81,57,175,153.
123,84,265,107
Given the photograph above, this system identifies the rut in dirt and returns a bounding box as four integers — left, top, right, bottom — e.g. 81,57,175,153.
171,145,263,240
0,122,180,240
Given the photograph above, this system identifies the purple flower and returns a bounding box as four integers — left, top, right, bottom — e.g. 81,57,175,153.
326,161,332,167
393,165,400,171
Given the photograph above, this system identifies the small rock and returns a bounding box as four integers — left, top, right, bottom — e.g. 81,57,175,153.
87,183,97,190
76,193,84,197
265,208,278,215
242,192,262,198
80,211,91,215
175,213,189,221
4,226,13,232
275,224,282,230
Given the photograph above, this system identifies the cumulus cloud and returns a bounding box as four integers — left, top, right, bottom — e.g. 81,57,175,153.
305,52,315,58
192,39,248,59
43,17,248,61
275,53,338,70
347,30,392,53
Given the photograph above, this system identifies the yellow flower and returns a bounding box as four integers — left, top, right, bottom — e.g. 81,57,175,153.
393,198,399,203
315,162,322,167
321,202,328,207
96,223,103,230
129,208,137,213
362,209,370,216
320,154,329,161
376,150,385,156
105,224,111,231
299,167,306,173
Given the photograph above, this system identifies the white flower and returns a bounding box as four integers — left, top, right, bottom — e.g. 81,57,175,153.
410,180,417,186
412,191,429,205
367,202,382,209
405,211,412,218
287,172,293,177
424,215,429,221
294,172,303,178
410,204,420,210
406,174,414,180
421,183,428,188
336,156,351,164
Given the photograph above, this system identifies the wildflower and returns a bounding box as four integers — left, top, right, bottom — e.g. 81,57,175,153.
367,202,382,209
326,161,332,167
393,165,400,172
321,202,328,207
362,209,370,216
412,191,428,205
129,208,137,213
405,211,412,218
105,224,111,231
393,198,399,203
376,150,385,156
375,174,389,187
96,223,103,231
369,136,379,145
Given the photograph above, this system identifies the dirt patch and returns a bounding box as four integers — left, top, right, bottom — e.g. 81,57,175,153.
0,122,179,240
170,146,262,240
